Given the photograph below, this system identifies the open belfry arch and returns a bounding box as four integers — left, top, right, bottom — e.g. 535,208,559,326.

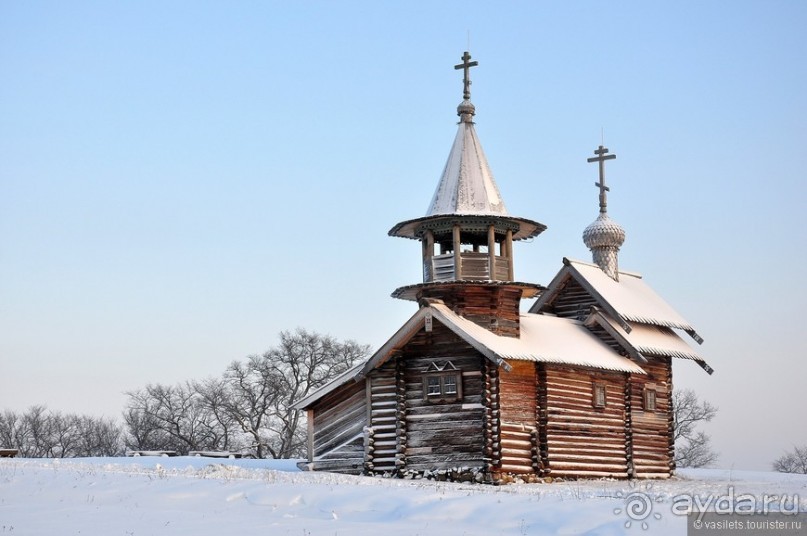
293,52,712,482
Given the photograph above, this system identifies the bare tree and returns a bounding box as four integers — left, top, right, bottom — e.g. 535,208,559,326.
261,329,369,458
124,383,209,454
23,405,54,458
221,355,282,459
219,329,369,459
0,407,123,458
121,328,369,459
672,389,718,468
193,377,240,453
0,410,28,453
73,415,124,457
773,445,807,474
123,401,172,452
48,412,82,458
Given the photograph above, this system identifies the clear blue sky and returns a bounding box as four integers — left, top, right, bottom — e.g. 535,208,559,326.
2,1,805,470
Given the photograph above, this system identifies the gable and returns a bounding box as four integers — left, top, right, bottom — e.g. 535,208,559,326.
360,304,510,375
530,258,703,344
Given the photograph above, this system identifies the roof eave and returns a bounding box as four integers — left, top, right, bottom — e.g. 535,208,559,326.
291,363,364,410
392,280,544,302
583,308,647,364
388,214,546,241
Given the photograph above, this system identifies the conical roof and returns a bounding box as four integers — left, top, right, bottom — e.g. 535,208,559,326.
426,100,508,217
389,53,544,241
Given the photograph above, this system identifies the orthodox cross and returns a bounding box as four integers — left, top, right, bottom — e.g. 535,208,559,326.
587,145,617,214
454,51,478,100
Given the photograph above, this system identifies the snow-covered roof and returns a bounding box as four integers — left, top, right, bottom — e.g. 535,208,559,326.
619,322,703,361
454,307,647,374
387,95,545,242
531,258,703,343
291,363,364,411
295,302,646,410
584,308,709,365
427,119,507,217
361,303,645,376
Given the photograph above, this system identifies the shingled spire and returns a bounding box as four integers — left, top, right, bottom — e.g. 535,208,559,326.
427,51,507,217
583,145,626,281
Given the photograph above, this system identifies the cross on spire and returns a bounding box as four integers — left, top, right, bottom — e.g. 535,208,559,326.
587,145,617,214
454,51,478,100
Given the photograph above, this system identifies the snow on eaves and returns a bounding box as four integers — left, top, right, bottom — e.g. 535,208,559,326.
295,303,646,410
533,258,702,341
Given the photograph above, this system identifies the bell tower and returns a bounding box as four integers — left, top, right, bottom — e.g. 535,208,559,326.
388,52,546,337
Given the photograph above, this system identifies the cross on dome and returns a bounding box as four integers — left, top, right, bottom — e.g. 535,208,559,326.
454,51,478,101
587,145,616,214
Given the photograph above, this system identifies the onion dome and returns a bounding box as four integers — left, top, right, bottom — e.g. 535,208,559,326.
583,213,626,250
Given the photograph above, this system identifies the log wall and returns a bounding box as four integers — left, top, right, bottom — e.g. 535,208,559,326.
483,359,501,473
418,285,523,337
365,362,399,473
398,323,487,471
629,357,673,478
541,364,629,478
310,378,367,474
498,360,538,474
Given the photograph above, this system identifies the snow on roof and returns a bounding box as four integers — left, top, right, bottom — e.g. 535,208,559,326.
358,303,645,377
621,322,704,361
296,302,646,410
291,363,364,411
427,120,507,217
387,96,545,241
585,309,706,363
534,258,702,342
435,304,646,374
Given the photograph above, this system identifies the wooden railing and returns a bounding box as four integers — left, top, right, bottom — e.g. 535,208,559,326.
427,253,510,282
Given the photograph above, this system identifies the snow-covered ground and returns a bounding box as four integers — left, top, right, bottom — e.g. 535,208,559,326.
1,457,805,535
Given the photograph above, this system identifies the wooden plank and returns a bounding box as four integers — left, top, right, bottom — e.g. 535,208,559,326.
487,224,496,280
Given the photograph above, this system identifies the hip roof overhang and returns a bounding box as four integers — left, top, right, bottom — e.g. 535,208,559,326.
392,280,544,301
583,307,714,375
389,214,546,241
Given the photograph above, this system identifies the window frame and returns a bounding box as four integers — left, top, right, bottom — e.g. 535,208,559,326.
422,370,463,403
592,382,607,409
643,386,658,412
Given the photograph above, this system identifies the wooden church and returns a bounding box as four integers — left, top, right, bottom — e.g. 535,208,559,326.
293,52,712,481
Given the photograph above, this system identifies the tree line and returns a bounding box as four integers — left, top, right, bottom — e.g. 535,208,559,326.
0,405,123,457
124,329,367,458
1,329,368,459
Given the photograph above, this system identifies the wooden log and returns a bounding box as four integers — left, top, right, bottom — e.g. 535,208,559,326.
453,224,461,279
487,224,496,280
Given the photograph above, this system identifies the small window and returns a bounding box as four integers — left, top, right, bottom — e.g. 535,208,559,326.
427,376,441,396
443,375,457,395
592,383,607,408
644,387,657,412
423,361,462,403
